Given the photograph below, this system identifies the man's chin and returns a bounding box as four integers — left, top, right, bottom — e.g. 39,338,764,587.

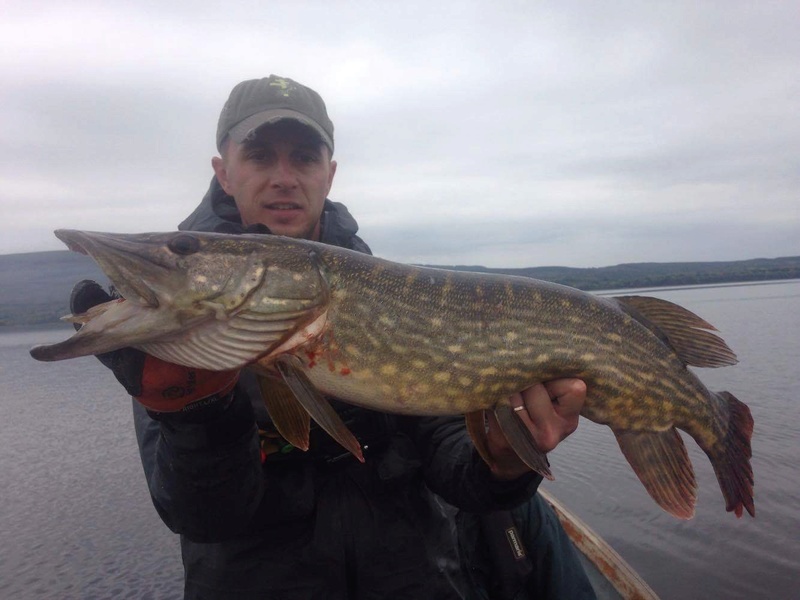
260,221,316,240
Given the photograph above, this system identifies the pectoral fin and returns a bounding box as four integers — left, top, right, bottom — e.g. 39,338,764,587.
257,376,311,451
614,427,697,519
493,403,553,480
274,355,364,463
465,410,494,468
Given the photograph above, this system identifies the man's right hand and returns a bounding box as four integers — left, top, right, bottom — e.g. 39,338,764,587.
71,280,240,414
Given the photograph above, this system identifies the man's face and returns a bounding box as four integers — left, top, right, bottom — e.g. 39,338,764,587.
212,121,337,240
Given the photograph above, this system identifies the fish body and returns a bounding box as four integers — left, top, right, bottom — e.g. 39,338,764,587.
31,230,754,519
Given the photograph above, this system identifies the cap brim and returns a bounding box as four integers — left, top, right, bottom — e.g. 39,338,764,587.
228,109,334,152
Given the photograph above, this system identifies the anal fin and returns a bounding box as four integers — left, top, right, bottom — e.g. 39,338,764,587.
494,403,553,480
615,427,697,519
274,355,364,463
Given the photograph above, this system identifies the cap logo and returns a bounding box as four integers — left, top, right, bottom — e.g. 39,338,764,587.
269,77,294,97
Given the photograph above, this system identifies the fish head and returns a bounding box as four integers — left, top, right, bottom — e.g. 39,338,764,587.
30,230,329,364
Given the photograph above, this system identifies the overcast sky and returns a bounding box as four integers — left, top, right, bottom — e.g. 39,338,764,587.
2,1,798,268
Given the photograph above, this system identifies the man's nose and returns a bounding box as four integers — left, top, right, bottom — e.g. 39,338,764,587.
271,155,298,188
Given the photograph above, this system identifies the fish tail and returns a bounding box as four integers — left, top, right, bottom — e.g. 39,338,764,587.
710,391,755,518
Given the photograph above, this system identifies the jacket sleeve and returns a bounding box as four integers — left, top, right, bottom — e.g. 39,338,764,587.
132,386,265,542
406,415,542,513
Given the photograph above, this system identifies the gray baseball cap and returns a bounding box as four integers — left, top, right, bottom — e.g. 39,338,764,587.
216,75,334,153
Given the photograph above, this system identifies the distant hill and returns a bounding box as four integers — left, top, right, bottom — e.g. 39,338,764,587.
1,249,799,327
428,256,800,292
0,251,108,327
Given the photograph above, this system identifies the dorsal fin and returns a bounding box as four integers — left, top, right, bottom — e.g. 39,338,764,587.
614,295,738,368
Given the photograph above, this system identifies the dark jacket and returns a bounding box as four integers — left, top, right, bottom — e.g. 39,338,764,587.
133,180,541,599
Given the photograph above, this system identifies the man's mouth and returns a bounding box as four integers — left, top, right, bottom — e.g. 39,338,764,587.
264,203,302,211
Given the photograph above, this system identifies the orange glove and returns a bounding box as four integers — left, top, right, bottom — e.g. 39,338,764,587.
136,355,240,413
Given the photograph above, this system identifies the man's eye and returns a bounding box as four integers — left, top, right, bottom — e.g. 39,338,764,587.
296,152,318,164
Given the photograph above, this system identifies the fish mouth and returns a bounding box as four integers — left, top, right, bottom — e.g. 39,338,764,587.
54,230,170,308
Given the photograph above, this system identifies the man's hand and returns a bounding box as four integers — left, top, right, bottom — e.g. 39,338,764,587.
71,280,240,413
486,379,586,480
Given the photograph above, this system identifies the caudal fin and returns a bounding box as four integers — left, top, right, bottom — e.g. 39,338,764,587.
710,391,755,518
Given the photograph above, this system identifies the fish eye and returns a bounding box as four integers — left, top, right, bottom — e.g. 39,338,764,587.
168,234,200,255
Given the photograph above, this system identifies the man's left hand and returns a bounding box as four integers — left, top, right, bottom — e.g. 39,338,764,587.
486,379,586,480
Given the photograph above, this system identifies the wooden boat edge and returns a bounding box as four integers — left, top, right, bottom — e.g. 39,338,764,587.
538,488,660,600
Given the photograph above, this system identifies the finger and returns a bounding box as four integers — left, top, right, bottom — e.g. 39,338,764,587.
519,383,560,429
543,379,586,419
516,383,581,452
543,378,586,400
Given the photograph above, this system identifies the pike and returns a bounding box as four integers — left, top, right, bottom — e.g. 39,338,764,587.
31,230,754,520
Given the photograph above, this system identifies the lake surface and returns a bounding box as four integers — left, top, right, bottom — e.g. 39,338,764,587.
1,280,798,599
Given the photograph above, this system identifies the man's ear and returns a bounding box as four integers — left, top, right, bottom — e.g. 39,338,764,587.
328,159,337,190
212,156,231,194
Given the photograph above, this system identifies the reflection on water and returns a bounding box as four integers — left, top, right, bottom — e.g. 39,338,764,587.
2,281,799,599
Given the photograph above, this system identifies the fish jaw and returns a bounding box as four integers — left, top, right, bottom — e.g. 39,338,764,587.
50,229,274,316
30,297,199,361
31,230,332,368
30,229,229,362
53,229,180,308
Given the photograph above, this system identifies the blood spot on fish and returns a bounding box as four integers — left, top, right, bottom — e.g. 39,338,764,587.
305,350,319,368
340,367,351,376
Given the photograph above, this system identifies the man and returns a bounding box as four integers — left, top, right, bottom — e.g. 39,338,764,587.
73,76,595,599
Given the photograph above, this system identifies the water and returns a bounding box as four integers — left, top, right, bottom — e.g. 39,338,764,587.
0,329,183,599
547,280,800,599
1,281,799,599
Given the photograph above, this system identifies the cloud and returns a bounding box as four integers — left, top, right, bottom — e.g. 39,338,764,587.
1,1,799,267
